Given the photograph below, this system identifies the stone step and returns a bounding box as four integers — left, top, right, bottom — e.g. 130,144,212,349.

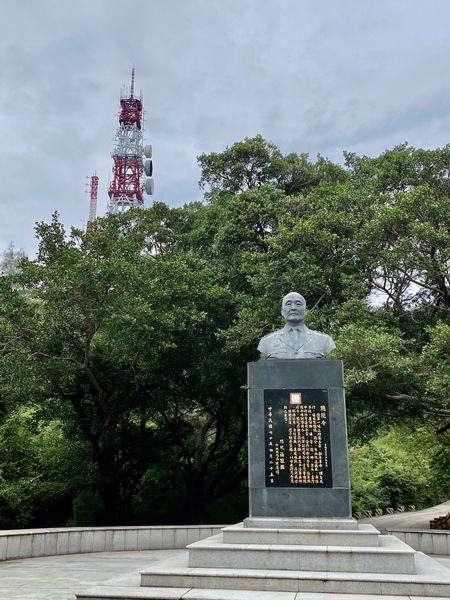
222,522,381,547
139,552,450,597
243,516,359,530
186,533,415,574
75,586,450,600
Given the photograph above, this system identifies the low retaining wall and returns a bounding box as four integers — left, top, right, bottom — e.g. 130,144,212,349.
1,524,448,561
387,528,450,556
0,525,224,561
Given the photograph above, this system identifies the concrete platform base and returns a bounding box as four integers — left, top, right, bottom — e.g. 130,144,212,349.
187,534,416,574
139,551,450,597
222,522,380,546
243,516,358,530
76,522,450,599
76,587,450,600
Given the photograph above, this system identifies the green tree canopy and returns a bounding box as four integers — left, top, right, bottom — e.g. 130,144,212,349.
0,137,449,526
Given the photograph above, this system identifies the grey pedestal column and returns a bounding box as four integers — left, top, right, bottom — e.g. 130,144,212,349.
247,359,352,526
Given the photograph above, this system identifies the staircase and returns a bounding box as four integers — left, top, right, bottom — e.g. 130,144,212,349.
76,521,450,599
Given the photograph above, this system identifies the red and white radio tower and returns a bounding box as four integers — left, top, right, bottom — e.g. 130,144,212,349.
107,68,154,213
86,173,99,232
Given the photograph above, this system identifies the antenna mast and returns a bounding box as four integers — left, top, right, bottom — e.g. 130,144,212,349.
107,69,154,213
86,173,99,232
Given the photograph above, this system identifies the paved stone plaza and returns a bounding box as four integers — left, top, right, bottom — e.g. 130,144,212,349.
0,505,450,600
0,506,449,600
0,547,449,600
2,501,449,599
0,549,181,600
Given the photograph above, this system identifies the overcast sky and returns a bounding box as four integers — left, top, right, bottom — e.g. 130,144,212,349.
1,0,450,258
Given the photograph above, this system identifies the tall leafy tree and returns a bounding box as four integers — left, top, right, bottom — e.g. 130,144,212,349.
0,209,250,524
346,144,450,313
0,243,26,276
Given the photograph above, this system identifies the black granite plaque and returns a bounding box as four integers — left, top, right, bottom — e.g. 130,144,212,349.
264,388,332,487
248,360,352,520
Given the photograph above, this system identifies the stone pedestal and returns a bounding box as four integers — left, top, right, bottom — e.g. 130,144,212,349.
247,359,352,523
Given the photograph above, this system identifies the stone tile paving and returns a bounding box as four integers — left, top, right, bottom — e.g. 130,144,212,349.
0,549,184,600
0,548,449,600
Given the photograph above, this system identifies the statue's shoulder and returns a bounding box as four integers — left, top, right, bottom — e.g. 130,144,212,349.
307,328,336,352
259,328,283,341
257,328,284,353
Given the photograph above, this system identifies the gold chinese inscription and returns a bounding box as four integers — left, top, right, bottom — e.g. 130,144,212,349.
265,389,332,488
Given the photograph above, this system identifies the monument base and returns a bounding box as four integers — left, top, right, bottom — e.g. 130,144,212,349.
243,516,358,530
134,521,450,598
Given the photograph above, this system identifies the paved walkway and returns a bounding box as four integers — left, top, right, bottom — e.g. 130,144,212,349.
1,502,450,600
1,547,449,600
359,500,450,533
0,549,184,600
0,548,449,600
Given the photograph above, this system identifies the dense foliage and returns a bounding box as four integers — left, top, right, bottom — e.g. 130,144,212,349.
0,137,449,527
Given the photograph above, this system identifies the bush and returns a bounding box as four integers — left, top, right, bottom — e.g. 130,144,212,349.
350,425,447,513
66,490,106,527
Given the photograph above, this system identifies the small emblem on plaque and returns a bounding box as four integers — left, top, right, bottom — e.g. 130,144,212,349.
290,392,302,404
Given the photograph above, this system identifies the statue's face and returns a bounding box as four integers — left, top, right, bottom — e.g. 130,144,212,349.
281,292,306,324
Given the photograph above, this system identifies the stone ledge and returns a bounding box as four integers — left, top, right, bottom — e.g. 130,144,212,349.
140,551,450,596
0,524,448,563
223,522,380,546
243,516,358,530
186,533,416,574
0,525,224,561
386,528,450,556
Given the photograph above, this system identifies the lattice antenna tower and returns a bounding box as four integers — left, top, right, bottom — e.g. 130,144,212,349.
107,68,154,213
86,173,99,232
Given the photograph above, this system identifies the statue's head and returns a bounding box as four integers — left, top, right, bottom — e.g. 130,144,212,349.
281,292,306,325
